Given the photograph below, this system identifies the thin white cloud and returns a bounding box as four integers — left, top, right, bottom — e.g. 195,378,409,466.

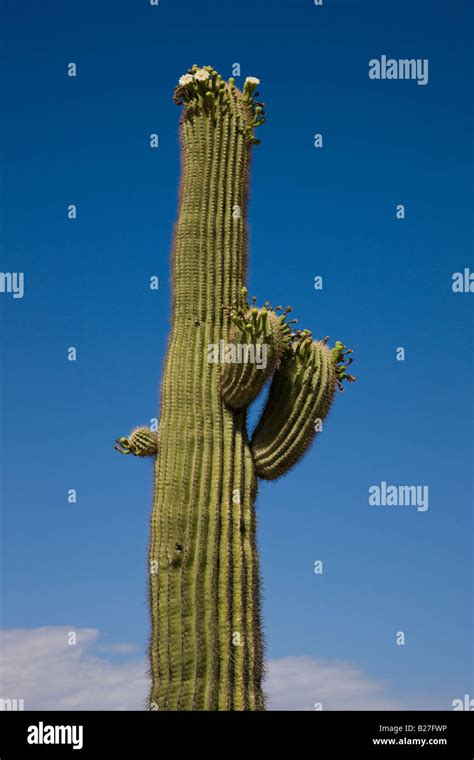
265,655,400,710
0,627,401,711
0,628,146,711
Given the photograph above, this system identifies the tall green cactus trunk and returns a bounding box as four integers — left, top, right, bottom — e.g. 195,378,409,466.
115,66,355,711
149,74,263,711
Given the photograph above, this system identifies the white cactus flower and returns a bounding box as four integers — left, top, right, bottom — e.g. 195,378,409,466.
245,76,260,86
179,74,194,86
194,69,210,82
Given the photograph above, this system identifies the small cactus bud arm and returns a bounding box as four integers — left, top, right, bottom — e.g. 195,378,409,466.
219,307,289,410
114,427,158,458
250,339,353,480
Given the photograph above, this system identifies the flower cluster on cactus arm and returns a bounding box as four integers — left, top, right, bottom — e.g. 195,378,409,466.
173,65,266,144
330,340,356,390
222,287,356,390
223,286,295,348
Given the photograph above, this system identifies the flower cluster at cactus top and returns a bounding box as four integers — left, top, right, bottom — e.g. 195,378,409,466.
178,68,211,86
173,65,267,144
178,68,260,89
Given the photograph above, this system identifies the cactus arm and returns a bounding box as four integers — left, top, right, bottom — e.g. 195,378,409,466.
250,338,355,480
219,291,291,410
114,427,158,457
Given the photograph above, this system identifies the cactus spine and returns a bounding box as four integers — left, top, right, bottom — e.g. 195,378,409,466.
116,66,355,711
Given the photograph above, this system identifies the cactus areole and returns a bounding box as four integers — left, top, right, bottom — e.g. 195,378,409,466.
115,65,355,711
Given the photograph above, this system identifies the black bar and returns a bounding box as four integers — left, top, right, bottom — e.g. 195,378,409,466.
0,710,473,757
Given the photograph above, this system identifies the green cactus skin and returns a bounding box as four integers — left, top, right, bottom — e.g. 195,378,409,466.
116,66,355,711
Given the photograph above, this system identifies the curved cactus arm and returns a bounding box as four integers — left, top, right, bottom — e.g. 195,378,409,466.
250,337,355,480
115,426,158,457
219,288,292,410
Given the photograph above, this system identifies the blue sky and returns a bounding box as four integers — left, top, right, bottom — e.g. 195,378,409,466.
1,0,472,709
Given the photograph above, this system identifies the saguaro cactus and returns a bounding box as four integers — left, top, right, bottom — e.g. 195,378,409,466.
115,65,355,711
